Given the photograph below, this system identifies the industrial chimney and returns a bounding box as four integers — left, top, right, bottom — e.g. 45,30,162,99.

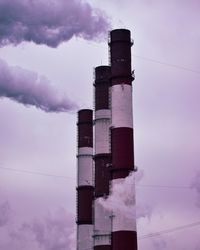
77,109,94,250
109,29,137,250
76,28,137,250
94,66,112,250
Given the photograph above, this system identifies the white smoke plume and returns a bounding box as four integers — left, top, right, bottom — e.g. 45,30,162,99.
99,171,152,221
0,59,77,112
0,0,110,47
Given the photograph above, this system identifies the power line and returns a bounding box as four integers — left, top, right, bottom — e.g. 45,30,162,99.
139,220,200,240
0,166,75,180
137,184,191,189
75,221,200,247
72,221,200,247
0,166,192,189
133,54,200,75
79,220,200,249
1,166,198,243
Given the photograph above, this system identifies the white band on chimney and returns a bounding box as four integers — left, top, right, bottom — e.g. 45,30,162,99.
95,109,111,120
111,178,136,232
77,155,93,186
94,198,112,246
77,225,93,250
78,147,93,156
95,118,111,155
111,84,133,129
94,234,111,247
94,199,111,247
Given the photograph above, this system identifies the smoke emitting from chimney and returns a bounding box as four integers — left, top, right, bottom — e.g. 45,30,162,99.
0,59,77,112
0,0,110,47
98,172,152,221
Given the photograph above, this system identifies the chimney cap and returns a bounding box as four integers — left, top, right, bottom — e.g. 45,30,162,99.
109,29,131,42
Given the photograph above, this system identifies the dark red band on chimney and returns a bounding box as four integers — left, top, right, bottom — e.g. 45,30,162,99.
109,29,133,86
94,66,111,110
77,186,93,224
78,109,93,124
78,109,93,148
94,153,111,197
110,29,132,42
111,127,134,180
112,231,137,250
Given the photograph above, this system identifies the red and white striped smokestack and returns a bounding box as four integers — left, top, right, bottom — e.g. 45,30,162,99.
77,109,94,250
109,29,138,250
94,66,112,250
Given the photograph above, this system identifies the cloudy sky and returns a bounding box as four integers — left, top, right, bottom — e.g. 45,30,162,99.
0,0,200,249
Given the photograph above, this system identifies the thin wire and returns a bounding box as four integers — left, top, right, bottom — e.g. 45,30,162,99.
0,166,75,180
133,54,200,75
0,166,192,189
2,168,198,242
139,221,200,240
137,184,191,189
78,221,200,247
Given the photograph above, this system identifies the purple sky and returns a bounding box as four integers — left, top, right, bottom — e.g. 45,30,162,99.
0,0,200,249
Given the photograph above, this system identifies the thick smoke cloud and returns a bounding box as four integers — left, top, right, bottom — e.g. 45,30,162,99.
0,59,77,112
0,0,110,47
99,171,152,221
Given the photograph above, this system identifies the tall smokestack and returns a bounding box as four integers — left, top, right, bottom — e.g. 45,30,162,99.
94,66,112,250
109,29,137,249
77,109,94,250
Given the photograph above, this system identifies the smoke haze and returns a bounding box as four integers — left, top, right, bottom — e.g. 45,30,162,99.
0,0,110,47
0,59,77,112
0,202,11,227
191,171,200,207
0,204,76,250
